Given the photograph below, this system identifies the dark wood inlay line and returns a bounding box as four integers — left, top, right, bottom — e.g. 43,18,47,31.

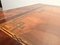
0,6,43,24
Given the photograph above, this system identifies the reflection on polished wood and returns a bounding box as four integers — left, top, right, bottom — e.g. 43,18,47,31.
0,4,60,45
0,30,22,45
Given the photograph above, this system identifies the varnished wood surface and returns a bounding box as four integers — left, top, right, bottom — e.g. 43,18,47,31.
0,30,22,45
0,4,60,45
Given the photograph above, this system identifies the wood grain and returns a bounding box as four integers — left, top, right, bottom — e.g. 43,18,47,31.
0,4,60,45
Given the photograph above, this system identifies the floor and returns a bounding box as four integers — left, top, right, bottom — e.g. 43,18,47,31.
0,4,60,45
